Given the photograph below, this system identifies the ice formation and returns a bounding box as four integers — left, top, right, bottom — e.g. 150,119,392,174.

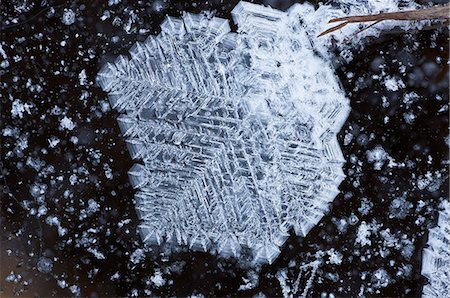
421,200,450,298
97,1,351,264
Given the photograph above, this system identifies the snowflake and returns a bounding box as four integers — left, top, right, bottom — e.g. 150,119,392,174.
97,2,349,263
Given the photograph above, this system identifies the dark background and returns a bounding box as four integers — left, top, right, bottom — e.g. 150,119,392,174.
1,0,448,297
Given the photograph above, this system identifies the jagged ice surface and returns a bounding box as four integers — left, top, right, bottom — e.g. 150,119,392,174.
421,200,450,298
97,1,352,264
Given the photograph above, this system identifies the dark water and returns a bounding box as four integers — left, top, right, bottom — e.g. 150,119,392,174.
1,0,448,297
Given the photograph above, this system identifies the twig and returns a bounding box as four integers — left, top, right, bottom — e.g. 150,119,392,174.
350,20,382,37
341,20,382,44
318,3,450,37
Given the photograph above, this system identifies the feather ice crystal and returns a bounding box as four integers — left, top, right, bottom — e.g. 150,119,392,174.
97,1,350,264
421,201,450,298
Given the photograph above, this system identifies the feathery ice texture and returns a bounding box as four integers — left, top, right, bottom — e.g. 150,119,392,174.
98,1,350,264
421,201,450,298
98,1,350,263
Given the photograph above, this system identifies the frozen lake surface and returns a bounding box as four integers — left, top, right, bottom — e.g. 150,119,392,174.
1,0,448,297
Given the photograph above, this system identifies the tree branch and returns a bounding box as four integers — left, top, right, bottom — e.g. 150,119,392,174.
318,4,450,37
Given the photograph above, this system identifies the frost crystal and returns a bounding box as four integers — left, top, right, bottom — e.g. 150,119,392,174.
421,200,450,298
97,1,349,263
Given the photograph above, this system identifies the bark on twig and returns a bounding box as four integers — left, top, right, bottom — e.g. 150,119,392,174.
318,4,450,37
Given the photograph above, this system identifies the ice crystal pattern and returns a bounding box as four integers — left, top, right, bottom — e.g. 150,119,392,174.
97,1,349,264
421,201,450,298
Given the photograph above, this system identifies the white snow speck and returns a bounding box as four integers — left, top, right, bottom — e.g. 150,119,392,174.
60,116,76,131
37,256,53,273
11,99,33,119
371,268,391,288
48,137,60,148
87,247,106,260
327,249,343,265
79,69,88,85
355,221,372,247
366,146,388,170
0,44,7,59
384,76,405,92
150,269,166,287
62,9,76,25
403,112,416,124
130,248,145,264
